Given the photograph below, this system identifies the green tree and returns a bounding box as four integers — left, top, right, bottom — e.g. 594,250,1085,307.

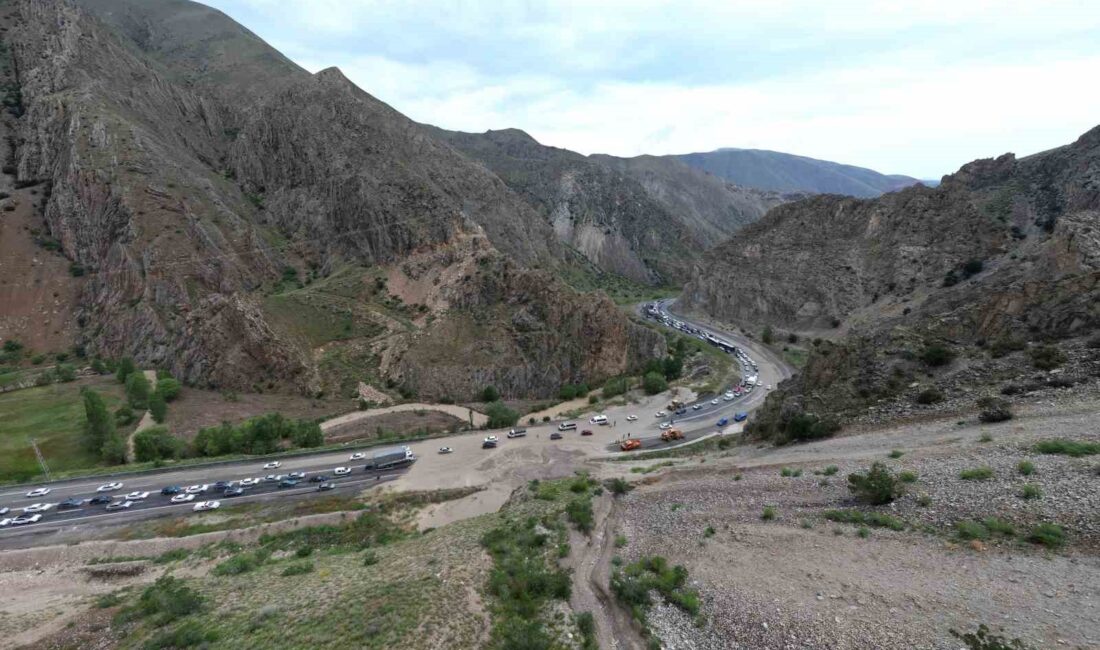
559,384,577,400
149,390,167,423
481,385,500,402
125,372,151,410
90,358,107,374
762,326,774,345
847,462,902,505
485,401,519,428
643,371,668,395
116,357,136,383
155,377,182,401
662,355,683,380
82,388,115,454
133,426,183,462
101,431,128,464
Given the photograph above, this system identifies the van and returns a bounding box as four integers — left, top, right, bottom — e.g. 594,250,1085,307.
590,415,608,426
558,422,577,431
507,428,527,438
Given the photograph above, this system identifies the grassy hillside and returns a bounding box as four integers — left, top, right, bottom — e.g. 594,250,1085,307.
0,377,126,481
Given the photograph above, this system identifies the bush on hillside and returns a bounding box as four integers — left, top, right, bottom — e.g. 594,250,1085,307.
133,426,183,462
847,462,902,505
155,378,182,401
642,371,668,395
920,343,956,367
484,401,519,428
1028,345,1066,371
977,397,1013,423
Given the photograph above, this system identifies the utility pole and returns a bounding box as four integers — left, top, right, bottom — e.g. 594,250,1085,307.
29,438,51,482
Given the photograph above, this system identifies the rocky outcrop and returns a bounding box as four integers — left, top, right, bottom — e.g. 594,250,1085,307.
0,0,659,397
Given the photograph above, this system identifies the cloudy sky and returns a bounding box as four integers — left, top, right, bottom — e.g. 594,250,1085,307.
202,0,1100,179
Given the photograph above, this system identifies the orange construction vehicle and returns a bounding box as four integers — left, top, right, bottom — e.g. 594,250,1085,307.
619,439,642,451
660,428,684,442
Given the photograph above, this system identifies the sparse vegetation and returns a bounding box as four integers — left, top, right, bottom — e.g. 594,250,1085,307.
780,467,802,477
1016,460,1035,476
1026,523,1065,549
888,449,904,459
847,462,902,505
915,387,944,404
977,397,1013,423
920,342,956,367
611,556,700,646
959,467,994,481
1028,345,1067,370
898,470,918,483
821,465,839,476
950,624,1034,650
1034,439,1099,457
823,509,905,531
761,506,776,520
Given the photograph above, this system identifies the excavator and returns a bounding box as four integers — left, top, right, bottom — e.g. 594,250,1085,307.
660,428,684,442
667,399,685,411
619,438,641,451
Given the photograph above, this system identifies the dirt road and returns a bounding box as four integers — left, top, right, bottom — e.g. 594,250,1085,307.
321,402,488,431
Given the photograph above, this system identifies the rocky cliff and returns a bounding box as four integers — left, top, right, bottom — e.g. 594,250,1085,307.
0,0,662,398
431,127,787,285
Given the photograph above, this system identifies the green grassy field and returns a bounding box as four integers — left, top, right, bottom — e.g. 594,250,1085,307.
0,377,125,481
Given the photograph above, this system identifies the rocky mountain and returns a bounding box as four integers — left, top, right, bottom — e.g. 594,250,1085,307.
0,0,664,400
672,148,922,197
682,126,1100,433
431,127,789,285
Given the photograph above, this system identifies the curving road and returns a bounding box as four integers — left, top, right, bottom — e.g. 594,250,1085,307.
0,297,790,542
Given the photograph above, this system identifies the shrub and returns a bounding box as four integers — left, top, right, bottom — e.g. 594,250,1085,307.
915,387,944,404
989,337,1026,358
959,467,994,481
144,620,216,648
480,385,500,402
1033,439,1099,457
857,526,870,538
979,432,993,443
888,449,904,459
977,397,1013,423
602,376,629,399
898,471,918,483
125,372,151,410
642,371,668,395
920,343,955,367
762,326,774,345
1026,523,1065,549
589,394,599,404
1028,345,1066,371
1020,484,1042,500
484,401,519,428
847,462,902,505
605,478,631,496
133,426,183,463
703,526,715,538
154,549,191,564
280,561,314,576
136,576,204,625
362,551,378,566
83,388,116,455
149,390,167,423
961,259,984,278
116,357,136,383
155,378,182,401
213,552,264,576
917,494,932,507
783,412,840,442
559,384,577,400
821,465,839,476
780,467,801,477
983,518,1015,536
823,509,905,531
760,506,776,520
955,520,989,541
1016,460,1035,476
950,624,1034,650
566,498,594,533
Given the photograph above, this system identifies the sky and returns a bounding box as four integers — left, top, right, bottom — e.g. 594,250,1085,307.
201,0,1100,179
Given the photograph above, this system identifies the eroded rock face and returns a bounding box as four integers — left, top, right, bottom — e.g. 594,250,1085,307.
1,0,659,397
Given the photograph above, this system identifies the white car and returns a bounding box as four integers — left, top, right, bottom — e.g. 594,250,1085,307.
349,452,366,461
97,482,124,492
766,384,772,390
692,404,703,410
11,514,42,526
264,474,279,482
438,447,453,454
0,507,7,516
711,398,719,405
125,491,150,501
23,503,54,514
655,411,667,418
193,501,220,512
171,493,196,504
625,414,638,422
105,500,134,511
485,435,498,442
185,484,209,494
659,423,672,430
239,478,258,487
333,467,351,476
25,487,51,498
263,461,281,470
0,518,11,528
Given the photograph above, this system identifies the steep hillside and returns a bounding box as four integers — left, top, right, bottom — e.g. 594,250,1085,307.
682,126,1100,431
0,0,662,399
432,128,787,285
673,148,921,197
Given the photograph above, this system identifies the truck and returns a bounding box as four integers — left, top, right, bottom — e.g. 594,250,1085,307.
660,428,684,442
364,445,417,470
619,439,641,452
667,399,685,411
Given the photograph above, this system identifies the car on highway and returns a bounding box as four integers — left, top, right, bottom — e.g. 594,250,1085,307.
0,518,11,528
333,467,351,476
485,435,498,442
288,471,307,480
674,408,687,415
317,482,335,491
125,491,150,501
223,487,245,497
161,486,182,496
25,487,51,498
278,479,300,489
239,478,259,487
194,501,220,512
723,392,735,401
264,474,280,482
105,500,134,511
625,414,638,422
309,475,329,483
185,484,209,494
766,384,772,390
349,452,366,461
692,404,703,410
12,514,42,526
89,495,112,505
213,481,231,491
658,423,672,430
654,411,667,418
97,482,124,492
438,447,453,454
734,412,748,422
717,417,729,427
581,429,593,436
549,432,562,440
711,398,719,405
23,503,54,514
0,508,8,516
58,498,84,510
482,438,498,449
171,493,196,504
263,461,281,470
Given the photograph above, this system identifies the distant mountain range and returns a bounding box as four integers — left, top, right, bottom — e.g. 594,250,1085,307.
670,148,923,197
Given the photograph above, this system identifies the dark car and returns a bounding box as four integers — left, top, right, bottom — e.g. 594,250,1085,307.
482,440,497,449
58,498,84,510
717,417,729,427
674,408,687,415
550,432,562,440
223,487,246,497
309,475,330,483
317,482,335,491
580,429,593,436
288,471,306,480
161,486,182,496
733,412,748,422
278,479,300,489
89,495,113,505
213,481,231,491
